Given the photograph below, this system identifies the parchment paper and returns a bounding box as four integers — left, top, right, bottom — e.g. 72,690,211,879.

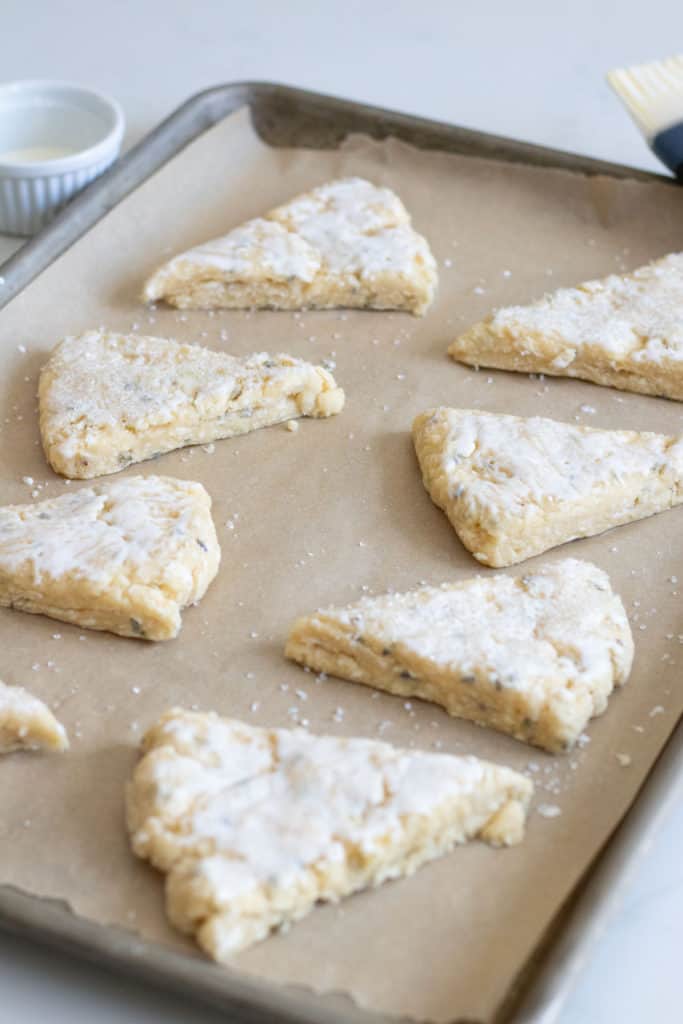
1,108,682,1023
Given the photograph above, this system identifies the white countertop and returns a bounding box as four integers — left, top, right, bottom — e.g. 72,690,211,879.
0,2,681,1021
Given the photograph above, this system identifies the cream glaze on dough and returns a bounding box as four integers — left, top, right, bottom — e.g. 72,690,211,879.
0,475,220,640
127,709,532,960
413,407,683,567
449,252,683,400
286,559,633,753
39,330,345,479
0,679,68,753
142,178,438,315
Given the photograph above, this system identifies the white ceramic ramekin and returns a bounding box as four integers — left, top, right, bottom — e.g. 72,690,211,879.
0,80,125,236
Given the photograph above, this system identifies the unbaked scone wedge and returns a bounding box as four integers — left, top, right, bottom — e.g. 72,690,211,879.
142,177,437,315
39,330,345,479
449,252,683,400
413,407,683,567
127,709,532,961
286,559,633,753
0,475,219,640
0,679,68,754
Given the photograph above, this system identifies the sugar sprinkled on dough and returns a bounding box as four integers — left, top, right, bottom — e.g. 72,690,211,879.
39,330,344,479
0,475,220,640
412,406,683,567
142,178,438,315
450,252,683,400
286,558,633,754
0,679,69,754
127,709,532,960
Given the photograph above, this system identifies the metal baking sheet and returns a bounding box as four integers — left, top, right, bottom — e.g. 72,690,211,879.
0,82,681,1024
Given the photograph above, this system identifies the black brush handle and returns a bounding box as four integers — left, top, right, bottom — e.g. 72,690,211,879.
652,122,683,180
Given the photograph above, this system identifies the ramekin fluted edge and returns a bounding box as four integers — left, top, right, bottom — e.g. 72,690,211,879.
0,80,125,236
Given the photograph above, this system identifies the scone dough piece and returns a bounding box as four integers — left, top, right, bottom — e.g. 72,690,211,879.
142,178,437,315
0,679,68,753
449,252,683,400
0,475,220,640
127,709,532,960
39,330,345,479
286,559,633,753
413,407,683,567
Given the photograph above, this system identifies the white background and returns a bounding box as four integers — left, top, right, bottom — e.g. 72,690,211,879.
1,1,682,1021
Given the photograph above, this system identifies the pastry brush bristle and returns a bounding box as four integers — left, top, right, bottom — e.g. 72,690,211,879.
608,55,683,139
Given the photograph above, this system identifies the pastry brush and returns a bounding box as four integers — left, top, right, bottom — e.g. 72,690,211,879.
607,55,683,179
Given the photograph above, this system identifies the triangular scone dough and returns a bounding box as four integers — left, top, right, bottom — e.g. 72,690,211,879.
449,253,683,400
0,679,68,753
286,559,633,753
39,330,345,479
413,407,683,567
127,709,532,961
0,476,219,640
142,178,437,315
